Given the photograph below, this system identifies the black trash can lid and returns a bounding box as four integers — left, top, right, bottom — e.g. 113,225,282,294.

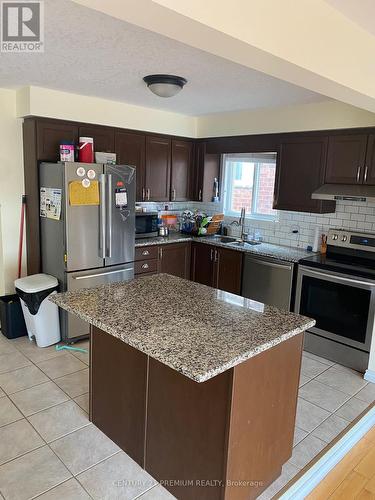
14,274,58,293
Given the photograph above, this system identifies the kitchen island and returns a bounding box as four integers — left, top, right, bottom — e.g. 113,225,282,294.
51,274,315,500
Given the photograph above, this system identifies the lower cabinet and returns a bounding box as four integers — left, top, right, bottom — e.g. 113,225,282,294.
191,242,243,295
214,246,243,295
190,242,215,287
135,241,241,293
135,242,191,280
158,242,191,279
134,245,159,278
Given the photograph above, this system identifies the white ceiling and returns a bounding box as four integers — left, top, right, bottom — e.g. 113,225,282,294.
325,0,375,37
0,0,327,116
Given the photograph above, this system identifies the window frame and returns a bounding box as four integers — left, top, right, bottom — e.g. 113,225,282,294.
222,153,278,221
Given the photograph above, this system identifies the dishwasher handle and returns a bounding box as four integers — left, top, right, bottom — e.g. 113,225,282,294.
244,255,293,271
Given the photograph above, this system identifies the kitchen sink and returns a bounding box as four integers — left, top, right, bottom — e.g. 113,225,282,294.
208,236,239,244
231,240,262,247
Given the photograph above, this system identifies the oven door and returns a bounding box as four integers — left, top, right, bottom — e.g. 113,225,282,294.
295,265,375,352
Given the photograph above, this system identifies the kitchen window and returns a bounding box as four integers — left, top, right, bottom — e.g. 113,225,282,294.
223,153,277,220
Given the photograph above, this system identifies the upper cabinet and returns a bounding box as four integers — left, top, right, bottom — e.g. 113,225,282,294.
325,134,368,184
171,140,193,201
145,136,171,202
79,125,114,153
115,131,146,202
192,142,221,202
37,120,78,161
364,134,375,185
274,136,335,214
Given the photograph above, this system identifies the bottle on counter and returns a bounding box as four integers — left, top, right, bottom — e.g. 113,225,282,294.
321,234,327,254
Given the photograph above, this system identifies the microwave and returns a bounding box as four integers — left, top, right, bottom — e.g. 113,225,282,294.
135,212,158,238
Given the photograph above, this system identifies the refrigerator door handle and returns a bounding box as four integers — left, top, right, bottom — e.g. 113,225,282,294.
72,268,134,280
107,174,113,258
99,174,106,259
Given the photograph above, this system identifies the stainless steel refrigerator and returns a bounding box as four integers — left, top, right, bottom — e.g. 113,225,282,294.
39,162,135,342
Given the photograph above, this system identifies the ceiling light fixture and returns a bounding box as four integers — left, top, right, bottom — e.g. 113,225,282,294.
143,74,187,98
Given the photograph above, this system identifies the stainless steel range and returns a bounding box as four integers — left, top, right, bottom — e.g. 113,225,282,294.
295,228,375,372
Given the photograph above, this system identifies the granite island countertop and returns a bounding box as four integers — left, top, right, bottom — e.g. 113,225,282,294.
51,274,315,383
135,233,317,263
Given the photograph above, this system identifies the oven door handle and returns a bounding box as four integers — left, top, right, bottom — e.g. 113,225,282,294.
302,267,375,288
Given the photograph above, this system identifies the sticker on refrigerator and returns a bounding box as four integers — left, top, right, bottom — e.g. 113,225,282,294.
40,187,62,220
87,169,96,180
69,180,99,206
76,166,86,177
115,187,128,208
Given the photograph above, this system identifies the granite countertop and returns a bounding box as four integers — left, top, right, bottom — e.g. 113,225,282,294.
135,233,192,247
51,274,315,383
194,237,316,263
135,233,316,263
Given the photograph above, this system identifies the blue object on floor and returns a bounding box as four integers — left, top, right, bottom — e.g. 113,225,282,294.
55,344,88,353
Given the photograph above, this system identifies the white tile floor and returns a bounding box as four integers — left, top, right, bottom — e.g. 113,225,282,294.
0,333,373,500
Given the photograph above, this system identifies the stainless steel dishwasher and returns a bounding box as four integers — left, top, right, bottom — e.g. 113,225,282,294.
241,254,294,310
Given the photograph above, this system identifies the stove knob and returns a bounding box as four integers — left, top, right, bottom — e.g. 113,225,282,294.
342,235,348,242
332,234,338,240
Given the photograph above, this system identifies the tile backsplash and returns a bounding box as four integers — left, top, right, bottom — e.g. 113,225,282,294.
136,200,375,250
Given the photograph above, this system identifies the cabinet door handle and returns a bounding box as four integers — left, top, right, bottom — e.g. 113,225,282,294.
172,188,176,201
142,187,145,201
210,248,214,261
146,188,150,201
214,249,218,262
159,247,163,260
141,263,149,269
364,166,368,183
142,250,150,256
198,189,202,201
356,166,361,183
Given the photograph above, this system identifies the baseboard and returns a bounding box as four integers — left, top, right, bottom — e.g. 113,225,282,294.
364,369,375,383
280,405,375,499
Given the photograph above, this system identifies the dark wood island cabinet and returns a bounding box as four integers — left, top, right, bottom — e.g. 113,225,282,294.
52,274,314,500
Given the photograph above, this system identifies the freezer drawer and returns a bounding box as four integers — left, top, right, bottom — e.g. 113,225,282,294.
241,255,294,310
63,264,134,341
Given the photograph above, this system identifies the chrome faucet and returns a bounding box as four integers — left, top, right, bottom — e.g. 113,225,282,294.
230,207,247,241
239,207,247,241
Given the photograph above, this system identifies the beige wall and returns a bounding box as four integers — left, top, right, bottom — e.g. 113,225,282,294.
16,87,375,140
17,86,197,137
0,89,25,295
197,100,375,138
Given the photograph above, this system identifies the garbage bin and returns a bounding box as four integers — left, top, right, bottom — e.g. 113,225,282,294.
15,274,61,347
0,294,27,339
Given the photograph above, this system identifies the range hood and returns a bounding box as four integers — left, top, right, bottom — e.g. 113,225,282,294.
312,184,375,203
